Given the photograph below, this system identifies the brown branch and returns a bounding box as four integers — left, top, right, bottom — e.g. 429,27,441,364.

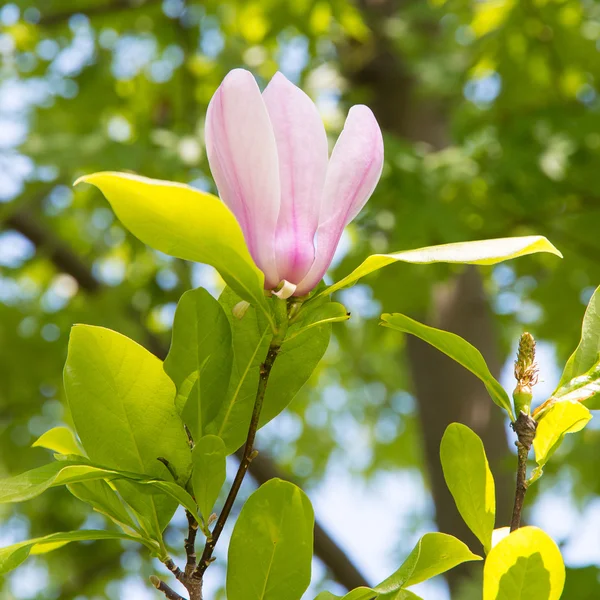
150,576,186,600
2,207,370,592
510,412,537,532
184,511,198,579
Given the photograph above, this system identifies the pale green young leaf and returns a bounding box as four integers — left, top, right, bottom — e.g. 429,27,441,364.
440,423,495,553
323,236,561,297
483,526,565,600
75,172,269,314
381,313,513,419
227,479,314,600
164,288,233,440
191,435,226,523
206,288,331,453
374,532,481,592
0,530,157,575
531,401,592,484
64,325,192,534
556,284,600,389
32,426,85,456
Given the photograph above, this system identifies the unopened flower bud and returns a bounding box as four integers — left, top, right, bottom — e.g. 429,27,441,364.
513,332,538,416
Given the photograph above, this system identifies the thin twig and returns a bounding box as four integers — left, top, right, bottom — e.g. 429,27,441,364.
194,336,284,579
510,412,537,532
150,576,186,600
163,558,185,584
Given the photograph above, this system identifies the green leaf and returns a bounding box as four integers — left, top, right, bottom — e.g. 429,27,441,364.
440,423,495,553
32,426,85,456
67,480,142,534
323,236,561,297
378,592,423,600
164,287,233,440
375,532,481,592
557,284,600,389
530,401,592,484
227,479,314,600
206,288,331,453
0,461,141,504
0,530,157,575
483,526,565,600
381,313,513,419
75,172,269,314
290,301,350,338
191,435,226,523
64,325,192,535
314,589,379,600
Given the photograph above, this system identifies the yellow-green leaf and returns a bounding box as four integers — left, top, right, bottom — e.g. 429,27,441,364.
323,236,561,297
440,423,495,553
556,284,600,389
375,532,481,592
75,172,268,313
531,401,592,484
483,526,565,600
381,313,513,419
32,426,85,456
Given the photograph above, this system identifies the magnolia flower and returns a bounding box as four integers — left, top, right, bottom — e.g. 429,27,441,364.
205,69,384,297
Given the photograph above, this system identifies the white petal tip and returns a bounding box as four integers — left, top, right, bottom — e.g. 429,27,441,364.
272,280,297,299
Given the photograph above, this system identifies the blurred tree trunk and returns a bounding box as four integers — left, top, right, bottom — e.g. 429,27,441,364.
344,0,513,591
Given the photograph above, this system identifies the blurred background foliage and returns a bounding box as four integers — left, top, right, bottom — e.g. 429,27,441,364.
1,0,599,598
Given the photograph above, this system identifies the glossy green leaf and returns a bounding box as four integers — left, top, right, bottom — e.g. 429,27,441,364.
227,479,314,600
323,236,561,297
0,461,142,504
530,401,592,484
314,588,379,600
206,289,331,453
191,435,226,523
67,480,142,534
0,530,157,575
483,526,565,600
75,172,269,313
64,325,192,535
381,313,513,419
440,423,495,553
32,426,85,456
375,532,481,592
378,591,423,600
557,284,600,389
164,288,233,440
290,301,350,339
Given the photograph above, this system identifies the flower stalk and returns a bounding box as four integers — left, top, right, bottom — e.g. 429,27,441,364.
510,332,539,532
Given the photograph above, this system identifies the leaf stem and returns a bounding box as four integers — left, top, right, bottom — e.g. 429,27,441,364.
193,297,288,581
510,411,537,532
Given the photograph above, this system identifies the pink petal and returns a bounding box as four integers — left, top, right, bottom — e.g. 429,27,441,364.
205,69,281,288
263,72,328,284
295,105,384,295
